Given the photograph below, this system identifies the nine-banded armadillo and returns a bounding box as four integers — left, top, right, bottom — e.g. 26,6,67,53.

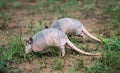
24,28,100,57
51,18,100,42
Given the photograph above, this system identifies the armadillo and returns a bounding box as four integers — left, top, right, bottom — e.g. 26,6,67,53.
51,18,100,42
24,28,100,57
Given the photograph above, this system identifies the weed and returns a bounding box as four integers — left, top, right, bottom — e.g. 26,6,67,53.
38,20,44,31
103,35,120,50
28,21,34,35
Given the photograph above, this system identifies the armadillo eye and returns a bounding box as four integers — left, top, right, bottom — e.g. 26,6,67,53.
29,42,32,44
25,41,30,45
26,40,31,44
28,41,33,44
26,40,29,43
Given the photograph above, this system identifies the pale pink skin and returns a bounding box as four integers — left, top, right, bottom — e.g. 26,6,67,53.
24,28,100,57
51,18,100,42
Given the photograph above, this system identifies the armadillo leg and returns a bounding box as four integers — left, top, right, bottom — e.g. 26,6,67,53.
79,32,87,42
60,46,65,58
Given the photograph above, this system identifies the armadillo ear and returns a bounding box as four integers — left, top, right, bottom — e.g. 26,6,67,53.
44,25,48,28
29,37,33,43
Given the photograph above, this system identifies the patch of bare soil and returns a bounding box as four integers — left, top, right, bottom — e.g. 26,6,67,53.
10,54,100,73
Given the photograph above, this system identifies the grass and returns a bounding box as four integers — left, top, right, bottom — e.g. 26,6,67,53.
0,0,21,9
34,46,62,58
75,59,84,70
38,19,44,31
53,58,63,70
11,1,21,9
100,0,120,29
0,34,34,73
87,50,120,73
0,11,12,29
37,58,46,70
86,36,120,73
29,0,79,15
102,0,119,14
82,0,96,11
0,0,7,8
68,66,75,73
28,21,34,35
112,10,120,28
0,0,120,73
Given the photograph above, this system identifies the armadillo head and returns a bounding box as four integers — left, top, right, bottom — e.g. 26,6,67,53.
24,37,33,54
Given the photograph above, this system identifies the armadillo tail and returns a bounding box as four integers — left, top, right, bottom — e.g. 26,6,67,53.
82,27,101,42
66,39,100,56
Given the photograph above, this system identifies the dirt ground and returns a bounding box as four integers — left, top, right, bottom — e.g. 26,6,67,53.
0,1,107,73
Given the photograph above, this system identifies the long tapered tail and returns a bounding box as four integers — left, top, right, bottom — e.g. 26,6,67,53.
82,27,101,42
66,39,100,56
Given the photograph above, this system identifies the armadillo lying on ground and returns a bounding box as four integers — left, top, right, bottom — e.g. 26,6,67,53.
24,28,100,57
51,18,100,42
